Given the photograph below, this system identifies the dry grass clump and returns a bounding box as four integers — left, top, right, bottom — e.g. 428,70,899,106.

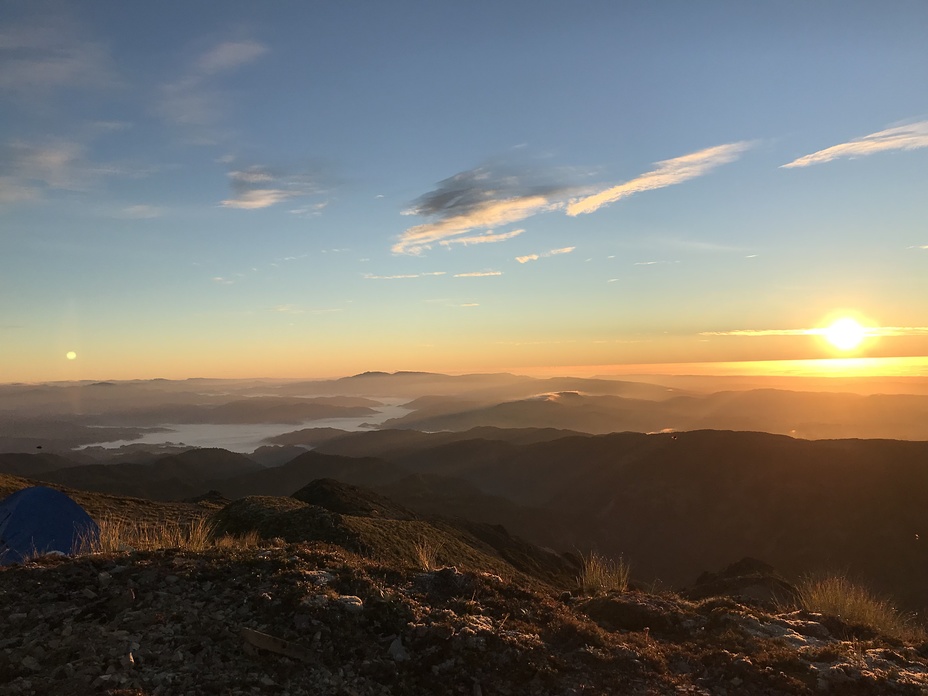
796,574,923,641
412,536,444,571
578,551,629,595
79,517,261,554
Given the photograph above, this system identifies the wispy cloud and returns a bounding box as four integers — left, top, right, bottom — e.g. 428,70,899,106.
459,303,479,307
271,304,303,314
440,229,525,247
0,139,123,203
211,276,234,285
289,201,329,216
0,17,118,95
120,204,163,219
159,39,266,138
394,161,571,255
454,271,502,278
701,326,928,337
0,177,40,205
221,165,328,210
270,304,342,315
516,246,575,263
396,195,553,255
196,40,266,74
566,142,754,216
395,145,750,253
782,121,928,168
2,140,86,190
363,272,446,280
0,133,162,205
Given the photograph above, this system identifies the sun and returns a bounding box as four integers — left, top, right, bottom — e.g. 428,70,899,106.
822,317,867,351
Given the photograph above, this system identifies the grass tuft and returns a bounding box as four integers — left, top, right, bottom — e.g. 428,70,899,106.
413,536,444,571
795,574,923,641
578,551,629,595
78,516,261,554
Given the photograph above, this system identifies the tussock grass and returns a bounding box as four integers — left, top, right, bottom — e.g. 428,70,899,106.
796,574,923,641
79,517,261,554
413,536,444,571
578,551,629,595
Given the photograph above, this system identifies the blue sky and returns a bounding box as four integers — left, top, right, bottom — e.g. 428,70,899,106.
2,1,928,381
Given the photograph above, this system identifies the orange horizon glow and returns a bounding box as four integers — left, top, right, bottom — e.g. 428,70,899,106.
6,355,928,385
502,356,928,379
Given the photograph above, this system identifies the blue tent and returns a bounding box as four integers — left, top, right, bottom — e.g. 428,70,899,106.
0,486,99,565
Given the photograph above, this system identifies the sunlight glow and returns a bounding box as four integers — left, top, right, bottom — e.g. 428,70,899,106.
66,351,77,360
822,317,867,351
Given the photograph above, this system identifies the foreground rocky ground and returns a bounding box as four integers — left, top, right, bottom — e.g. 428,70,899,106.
3,542,928,696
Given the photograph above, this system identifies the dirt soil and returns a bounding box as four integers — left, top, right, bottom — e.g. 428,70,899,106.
3,542,928,696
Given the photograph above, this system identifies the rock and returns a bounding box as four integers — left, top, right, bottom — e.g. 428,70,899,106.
335,595,364,613
576,592,686,632
682,557,800,608
388,637,409,662
304,570,336,585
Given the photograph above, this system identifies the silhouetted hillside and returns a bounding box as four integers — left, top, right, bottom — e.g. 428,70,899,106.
380,388,928,439
217,451,409,500
278,428,928,611
37,448,263,501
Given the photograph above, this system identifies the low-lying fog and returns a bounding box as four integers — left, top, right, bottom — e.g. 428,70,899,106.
77,399,413,454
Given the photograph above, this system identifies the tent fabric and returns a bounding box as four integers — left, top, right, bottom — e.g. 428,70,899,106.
0,486,99,565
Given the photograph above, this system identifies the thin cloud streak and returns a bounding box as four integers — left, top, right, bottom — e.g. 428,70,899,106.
0,139,136,203
196,40,266,75
782,121,928,168
454,271,502,277
0,18,118,94
159,39,267,135
221,165,327,210
394,160,572,255
394,196,552,255
363,272,446,280
440,229,525,247
701,326,928,337
566,142,754,216
121,205,163,219
516,246,575,263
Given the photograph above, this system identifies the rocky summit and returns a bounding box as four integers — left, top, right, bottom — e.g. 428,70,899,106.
3,542,928,696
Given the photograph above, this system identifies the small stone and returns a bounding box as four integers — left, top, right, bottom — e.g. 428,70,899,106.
388,637,409,662
335,595,364,613
81,588,97,600
305,570,336,585
98,571,112,587
21,656,41,671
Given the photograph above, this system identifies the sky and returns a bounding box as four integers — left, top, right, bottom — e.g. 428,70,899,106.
2,0,928,382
